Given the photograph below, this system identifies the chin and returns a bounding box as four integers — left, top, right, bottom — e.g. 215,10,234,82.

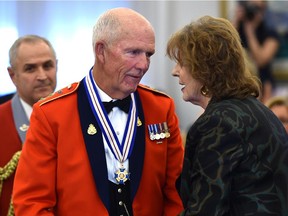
182,96,190,102
182,92,190,101
124,84,137,93
39,90,53,98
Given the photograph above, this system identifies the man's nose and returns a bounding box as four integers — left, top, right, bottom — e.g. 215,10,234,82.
136,53,149,71
36,67,48,80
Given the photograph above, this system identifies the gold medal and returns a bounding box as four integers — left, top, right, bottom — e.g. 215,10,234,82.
115,167,130,184
163,122,170,138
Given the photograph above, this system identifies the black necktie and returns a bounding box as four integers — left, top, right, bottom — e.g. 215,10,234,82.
103,95,131,114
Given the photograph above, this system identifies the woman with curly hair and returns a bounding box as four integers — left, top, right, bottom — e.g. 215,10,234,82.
167,15,288,216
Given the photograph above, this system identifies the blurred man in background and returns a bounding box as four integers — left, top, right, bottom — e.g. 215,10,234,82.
0,34,57,216
266,96,288,134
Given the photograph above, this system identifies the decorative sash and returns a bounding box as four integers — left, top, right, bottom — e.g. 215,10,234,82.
83,69,137,184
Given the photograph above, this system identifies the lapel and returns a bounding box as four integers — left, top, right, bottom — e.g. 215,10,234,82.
78,81,110,209
11,94,29,143
129,90,145,200
77,80,145,209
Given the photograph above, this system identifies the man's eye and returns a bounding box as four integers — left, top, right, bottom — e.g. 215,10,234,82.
130,50,141,55
24,66,35,72
146,52,154,57
43,63,53,70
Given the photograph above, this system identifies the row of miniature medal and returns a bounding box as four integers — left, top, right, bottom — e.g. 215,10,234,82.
88,121,171,141
148,122,170,141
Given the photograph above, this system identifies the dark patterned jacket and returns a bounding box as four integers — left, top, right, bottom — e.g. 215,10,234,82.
180,96,288,216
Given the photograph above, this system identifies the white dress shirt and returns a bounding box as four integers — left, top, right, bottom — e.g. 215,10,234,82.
19,98,32,120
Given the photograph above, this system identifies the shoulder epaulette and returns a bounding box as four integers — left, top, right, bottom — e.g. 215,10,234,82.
138,84,170,98
39,82,80,106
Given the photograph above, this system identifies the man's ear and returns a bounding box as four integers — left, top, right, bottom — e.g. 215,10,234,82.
95,42,106,63
7,66,17,85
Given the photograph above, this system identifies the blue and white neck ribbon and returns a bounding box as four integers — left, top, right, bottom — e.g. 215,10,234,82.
83,69,137,164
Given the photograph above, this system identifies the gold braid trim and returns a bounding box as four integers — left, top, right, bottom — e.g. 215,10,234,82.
7,196,15,216
0,151,21,216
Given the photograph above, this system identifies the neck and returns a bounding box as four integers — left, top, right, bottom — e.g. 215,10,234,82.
201,96,211,109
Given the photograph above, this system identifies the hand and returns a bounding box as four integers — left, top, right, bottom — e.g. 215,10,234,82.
243,20,256,36
243,11,262,35
232,4,246,28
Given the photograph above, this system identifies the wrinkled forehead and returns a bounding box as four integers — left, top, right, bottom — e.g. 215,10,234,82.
271,104,288,115
16,42,55,64
118,20,155,44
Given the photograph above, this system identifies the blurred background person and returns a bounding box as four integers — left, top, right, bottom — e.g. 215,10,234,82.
232,0,280,104
167,15,288,215
0,34,57,216
266,96,288,133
